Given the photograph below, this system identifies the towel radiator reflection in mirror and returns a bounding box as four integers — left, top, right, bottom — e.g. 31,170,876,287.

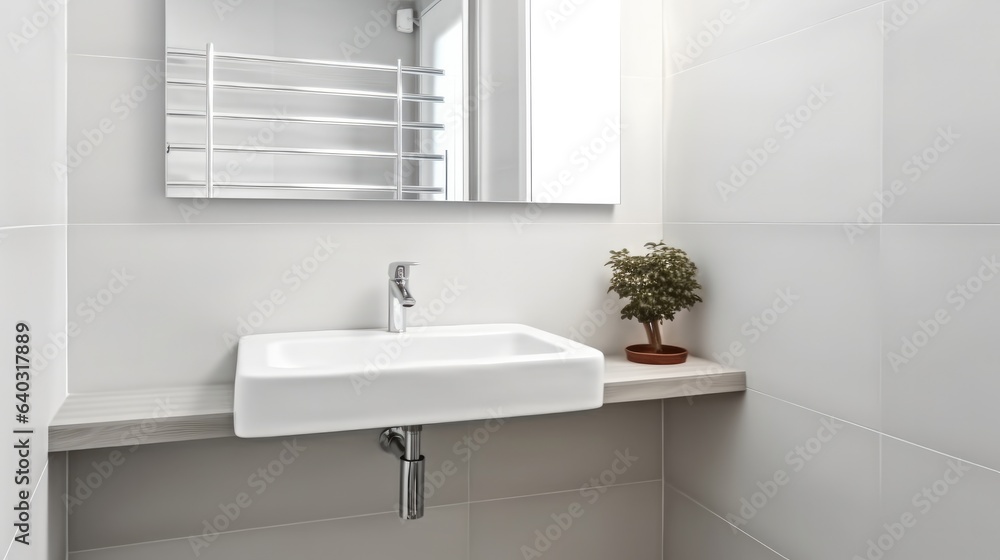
165,43,447,201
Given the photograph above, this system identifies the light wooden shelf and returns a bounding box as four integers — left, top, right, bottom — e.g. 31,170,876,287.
49,356,745,452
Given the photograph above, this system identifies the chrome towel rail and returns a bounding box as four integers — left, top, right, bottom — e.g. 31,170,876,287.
166,110,445,130
167,78,445,103
166,43,446,200
167,143,444,161
167,47,444,76
167,181,444,194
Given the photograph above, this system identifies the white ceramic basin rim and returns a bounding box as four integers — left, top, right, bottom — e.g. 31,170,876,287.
234,323,604,438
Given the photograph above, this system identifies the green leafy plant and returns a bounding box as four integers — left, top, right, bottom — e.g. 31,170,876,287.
606,242,702,352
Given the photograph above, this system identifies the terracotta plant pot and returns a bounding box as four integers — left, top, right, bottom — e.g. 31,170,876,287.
625,344,688,365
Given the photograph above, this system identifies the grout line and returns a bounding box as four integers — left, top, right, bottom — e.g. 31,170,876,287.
465,478,663,506
664,1,885,79
466,421,471,560
877,0,886,503
663,221,1000,227
746,387,1000,477
65,221,665,227
64,453,70,559
665,484,793,560
67,506,417,554
69,53,162,63
660,399,665,560
0,224,61,231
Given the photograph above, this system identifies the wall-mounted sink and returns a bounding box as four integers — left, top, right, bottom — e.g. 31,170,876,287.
234,324,604,438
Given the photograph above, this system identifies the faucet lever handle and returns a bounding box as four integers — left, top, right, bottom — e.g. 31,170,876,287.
389,261,419,280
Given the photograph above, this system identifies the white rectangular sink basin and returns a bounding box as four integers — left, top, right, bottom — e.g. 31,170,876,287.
234,324,604,437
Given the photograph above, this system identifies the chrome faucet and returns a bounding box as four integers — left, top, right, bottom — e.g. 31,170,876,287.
388,261,417,333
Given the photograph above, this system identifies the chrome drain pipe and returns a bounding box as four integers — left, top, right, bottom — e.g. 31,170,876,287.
379,425,424,520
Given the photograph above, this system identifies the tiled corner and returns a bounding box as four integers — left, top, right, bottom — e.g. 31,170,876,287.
662,223,881,429
664,391,880,560
470,481,662,560
663,486,785,560
469,401,661,501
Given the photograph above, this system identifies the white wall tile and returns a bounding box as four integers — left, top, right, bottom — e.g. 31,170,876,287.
881,225,1000,470
0,226,67,560
663,0,881,74
0,1,66,227
68,0,165,59
883,0,1000,224
0,226,67,419
622,0,662,78
67,222,658,392
867,436,1000,560
665,391,880,560
663,5,883,223
662,223,881,428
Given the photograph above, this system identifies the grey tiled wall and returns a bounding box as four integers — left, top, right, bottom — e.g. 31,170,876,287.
68,401,662,559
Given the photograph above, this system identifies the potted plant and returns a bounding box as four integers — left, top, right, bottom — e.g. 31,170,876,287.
606,242,702,365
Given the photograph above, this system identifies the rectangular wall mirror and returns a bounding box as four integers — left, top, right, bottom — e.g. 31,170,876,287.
164,0,620,203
